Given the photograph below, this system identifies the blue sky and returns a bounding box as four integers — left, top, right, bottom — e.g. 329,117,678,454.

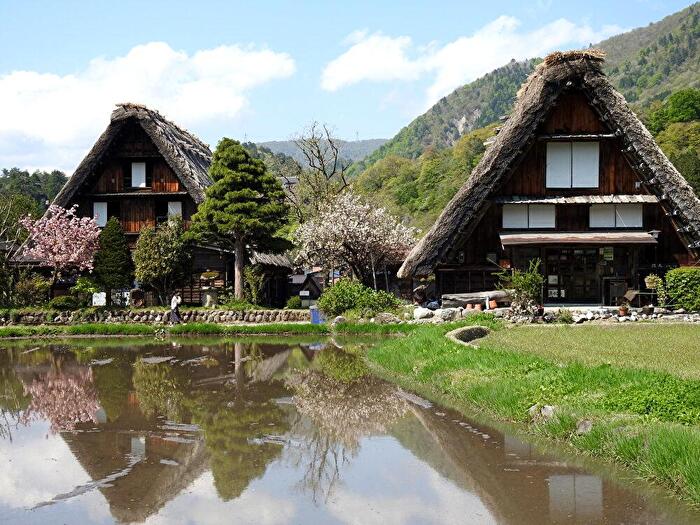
0,0,693,171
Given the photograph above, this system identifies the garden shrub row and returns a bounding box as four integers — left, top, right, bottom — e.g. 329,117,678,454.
664,267,700,311
317,279,401,317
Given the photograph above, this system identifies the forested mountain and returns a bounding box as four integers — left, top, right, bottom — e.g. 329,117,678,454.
0,168,67,212
353,3,700,231
349,59,539,177
602,4,700,105
258,138,387,165
354,3,699,174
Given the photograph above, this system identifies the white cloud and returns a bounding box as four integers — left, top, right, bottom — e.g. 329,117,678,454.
321,33,425,91
0,42,296,171
321,16,622,108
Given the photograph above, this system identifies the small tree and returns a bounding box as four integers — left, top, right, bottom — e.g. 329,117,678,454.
93,217,134,306
189,139,289,299
294,192,416,287
0,194,41,306
19,204,100,287
133,218,189,304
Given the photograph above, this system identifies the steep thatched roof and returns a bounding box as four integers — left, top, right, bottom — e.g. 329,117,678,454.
53,103,213,206
398,50,700,278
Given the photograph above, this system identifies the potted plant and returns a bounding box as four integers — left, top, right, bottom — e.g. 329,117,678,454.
645,273,660,289
618,302,630,316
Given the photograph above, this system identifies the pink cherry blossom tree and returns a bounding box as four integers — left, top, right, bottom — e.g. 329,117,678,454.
294,192,416,288
20,368,100,434
19,205,100,285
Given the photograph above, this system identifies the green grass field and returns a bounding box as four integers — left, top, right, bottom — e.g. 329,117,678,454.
482,324,700,379
368,319,700,507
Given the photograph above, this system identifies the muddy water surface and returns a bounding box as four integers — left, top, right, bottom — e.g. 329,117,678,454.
0,337,697,524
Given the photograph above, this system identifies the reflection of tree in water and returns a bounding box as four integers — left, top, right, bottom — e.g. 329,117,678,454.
189,383,290,501
20,368,100,433
285,348,407,503
91,354,134,422
0,364,29,440
132,359,189,421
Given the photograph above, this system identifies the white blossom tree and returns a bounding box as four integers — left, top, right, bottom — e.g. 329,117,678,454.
294,192,416,288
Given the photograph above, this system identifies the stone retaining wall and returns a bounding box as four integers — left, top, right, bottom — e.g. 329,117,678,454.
0,309,310,326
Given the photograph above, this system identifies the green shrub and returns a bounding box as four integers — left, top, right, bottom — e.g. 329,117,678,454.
13,275,51,307
285,295,302,309
48,295,80,310
70,277,101,307
556,308,574,324
317,279,400,317
497,259,543,314
664,268,700,311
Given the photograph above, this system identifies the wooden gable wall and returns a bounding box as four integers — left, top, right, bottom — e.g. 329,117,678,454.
499,92,642,197
442,89,690,272
69,120,195,236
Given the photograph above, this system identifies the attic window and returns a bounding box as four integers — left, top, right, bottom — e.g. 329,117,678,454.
131,162,147,188
546,142,599,188
503,204,555,229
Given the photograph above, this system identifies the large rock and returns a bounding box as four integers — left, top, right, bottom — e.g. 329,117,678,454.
413,307,434,320
375,312,401,324
434,308,459,322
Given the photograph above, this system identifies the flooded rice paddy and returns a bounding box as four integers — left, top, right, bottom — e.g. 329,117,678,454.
0,336,698,524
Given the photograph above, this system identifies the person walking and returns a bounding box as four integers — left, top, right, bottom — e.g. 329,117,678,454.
170,293,182,324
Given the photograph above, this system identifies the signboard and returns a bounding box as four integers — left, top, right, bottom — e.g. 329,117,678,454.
92,292,106,306
299,291,310,297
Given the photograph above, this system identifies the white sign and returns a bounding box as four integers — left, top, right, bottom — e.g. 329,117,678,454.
299,291,310,297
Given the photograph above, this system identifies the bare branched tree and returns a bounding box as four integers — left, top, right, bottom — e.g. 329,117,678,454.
291,122,351,222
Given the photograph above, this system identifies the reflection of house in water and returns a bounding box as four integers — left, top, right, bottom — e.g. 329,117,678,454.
6,342,318,523
62,424,208,523
396,406,660,524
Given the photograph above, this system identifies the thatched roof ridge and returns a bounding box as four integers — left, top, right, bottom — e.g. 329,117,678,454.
398,50,700,278
53,103,213,206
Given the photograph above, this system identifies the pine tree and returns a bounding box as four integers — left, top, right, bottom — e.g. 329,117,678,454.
93,217,134,305
189,139,289,299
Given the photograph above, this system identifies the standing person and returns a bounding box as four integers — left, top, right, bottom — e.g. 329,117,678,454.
170,293,182,324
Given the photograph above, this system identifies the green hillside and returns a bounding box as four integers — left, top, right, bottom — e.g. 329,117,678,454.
259,138,388,165
353,3,700,231
601,3,700,105
354,3,699,173
349,59,538,177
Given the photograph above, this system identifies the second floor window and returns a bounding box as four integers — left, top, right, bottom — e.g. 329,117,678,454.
93,202,107,227
503,204,555,229
589,203,643,228
546,142,599,189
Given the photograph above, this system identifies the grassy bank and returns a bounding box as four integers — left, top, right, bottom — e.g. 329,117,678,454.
367,320,700,506
0,321,418,339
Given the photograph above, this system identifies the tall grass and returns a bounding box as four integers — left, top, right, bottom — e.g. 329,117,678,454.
368,322,700,506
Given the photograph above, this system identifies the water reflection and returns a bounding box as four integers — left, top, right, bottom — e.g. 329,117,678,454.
0,338,697,524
